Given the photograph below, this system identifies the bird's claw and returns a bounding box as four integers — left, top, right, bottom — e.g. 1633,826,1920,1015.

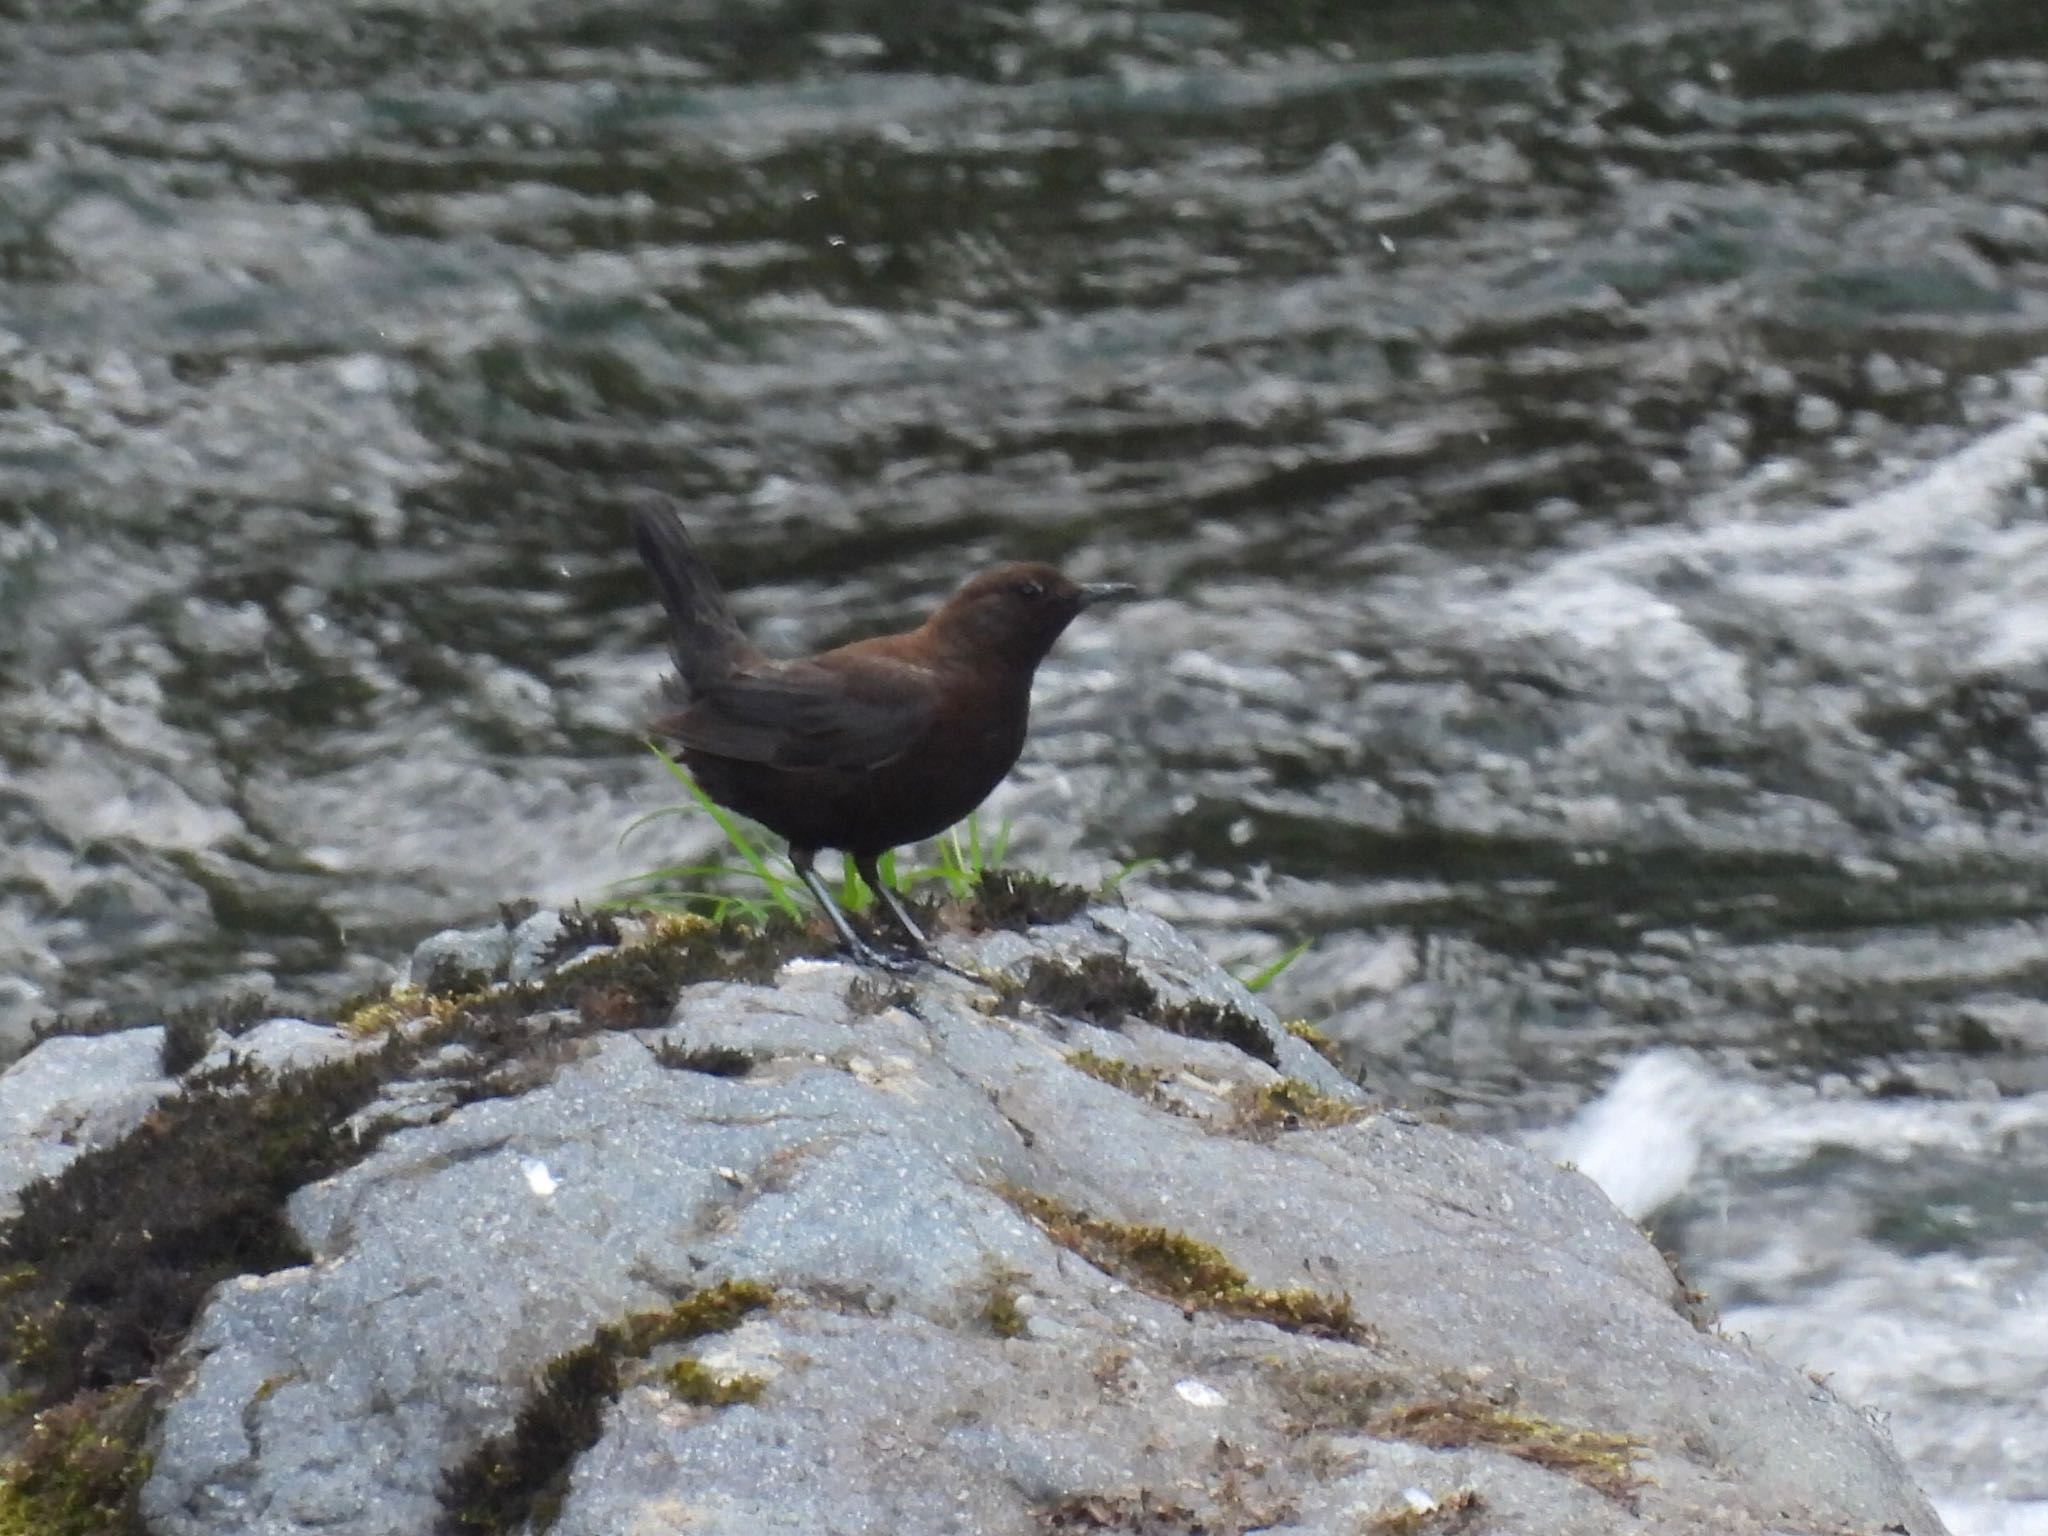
849,940,922,973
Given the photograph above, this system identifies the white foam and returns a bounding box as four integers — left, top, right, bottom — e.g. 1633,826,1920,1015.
1549,1049,1762,1220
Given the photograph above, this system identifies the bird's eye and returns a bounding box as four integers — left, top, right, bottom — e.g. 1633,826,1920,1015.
1014,579,1044,600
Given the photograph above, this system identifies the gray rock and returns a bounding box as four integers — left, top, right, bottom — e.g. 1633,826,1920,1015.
405,923,513,988
117,909,1942,1535
0,1027,171,1218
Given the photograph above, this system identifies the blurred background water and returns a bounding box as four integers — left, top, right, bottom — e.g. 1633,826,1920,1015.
4,0,2048,1525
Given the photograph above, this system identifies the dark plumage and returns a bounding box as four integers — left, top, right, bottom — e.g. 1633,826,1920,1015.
632,500,1133,964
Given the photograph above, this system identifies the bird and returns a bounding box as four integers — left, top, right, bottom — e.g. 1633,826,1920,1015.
631,499,1134,966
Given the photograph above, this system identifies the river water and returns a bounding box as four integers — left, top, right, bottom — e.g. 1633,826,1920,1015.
4,0,2047,1525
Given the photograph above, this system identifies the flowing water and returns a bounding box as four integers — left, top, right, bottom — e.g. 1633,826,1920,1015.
4,0,2048,1524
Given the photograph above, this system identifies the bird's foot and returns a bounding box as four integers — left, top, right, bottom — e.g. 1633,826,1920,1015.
846,937,922,973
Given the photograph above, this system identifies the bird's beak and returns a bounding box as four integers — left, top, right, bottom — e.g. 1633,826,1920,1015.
1077,582,1138,608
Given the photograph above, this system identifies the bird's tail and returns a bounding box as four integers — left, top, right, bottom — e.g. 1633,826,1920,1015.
630,498,756,693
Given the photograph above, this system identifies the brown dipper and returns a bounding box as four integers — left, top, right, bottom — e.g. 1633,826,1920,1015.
632,500,1134,965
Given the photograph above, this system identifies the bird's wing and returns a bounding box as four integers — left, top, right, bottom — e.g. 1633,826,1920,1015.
670,654,936,771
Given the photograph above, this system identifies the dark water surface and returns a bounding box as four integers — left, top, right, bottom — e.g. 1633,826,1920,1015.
5,0,2048,1523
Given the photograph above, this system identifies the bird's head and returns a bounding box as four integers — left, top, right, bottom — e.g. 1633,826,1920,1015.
924,562,1135,669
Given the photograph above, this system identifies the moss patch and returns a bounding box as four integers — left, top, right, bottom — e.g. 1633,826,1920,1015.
1285,1369,1642,1503
997,956,1279,1069
664,1357,766,1407
0,1047,398,1407
544,913,814,1030
959,870,1092,931
1064,1049,1166,1098
1233,1078,1365,1135
651,1041,755,1077
440,1279,773,1534
540,904,622,969
981,1282,1027,1339
999,954,1159,1028
1156,997,1279,1069
1004,1189,1364,1342
1039,1479,1295,1534
1377,1401,1644,1504
337,983,467,1039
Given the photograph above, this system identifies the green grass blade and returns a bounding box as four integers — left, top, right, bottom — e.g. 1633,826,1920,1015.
645,744,805,918
1235,938,1312,995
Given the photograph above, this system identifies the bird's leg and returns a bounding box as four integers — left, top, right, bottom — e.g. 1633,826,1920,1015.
790,848,915,971
855,852,931,956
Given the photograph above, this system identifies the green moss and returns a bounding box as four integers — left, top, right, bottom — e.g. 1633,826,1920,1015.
997,955,1279,1069
0,1387,153,1536
1004,1189,1364,1342
337,983,456,1039
981,1284,1026,1339
1374,1401,1644,1503
664,1358,765,1406
1064,1050,1165,1097
440,1279,773,1535
1235,1078,1365,1134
